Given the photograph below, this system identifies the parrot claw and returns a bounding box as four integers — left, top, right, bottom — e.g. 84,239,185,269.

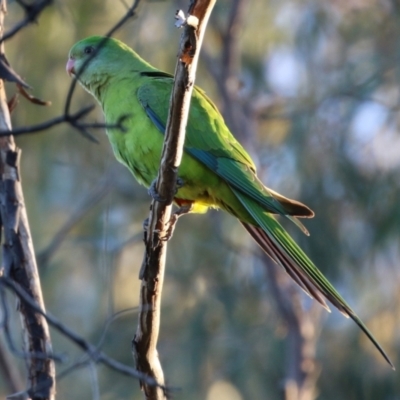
148,177,185,202
148,179,167,203
175,177,184,190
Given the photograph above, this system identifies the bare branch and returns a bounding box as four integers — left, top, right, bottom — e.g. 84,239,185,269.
0,105,130,145
37,174,114,267
0,0,53,44
133,1,216,399
17,83,50,106
0,104,94,135
0,1,56,398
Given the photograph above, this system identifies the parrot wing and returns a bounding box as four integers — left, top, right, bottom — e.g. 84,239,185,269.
137,72,312,233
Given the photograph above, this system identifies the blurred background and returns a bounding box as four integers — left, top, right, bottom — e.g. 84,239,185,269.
1,0,400,398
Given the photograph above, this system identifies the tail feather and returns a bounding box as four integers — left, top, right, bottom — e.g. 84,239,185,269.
233,188,394,369
242,222,330,312
268,188,315,218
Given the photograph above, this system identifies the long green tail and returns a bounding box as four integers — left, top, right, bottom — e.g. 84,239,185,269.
233,187,394,369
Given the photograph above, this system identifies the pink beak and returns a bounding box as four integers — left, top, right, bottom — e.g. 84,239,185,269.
66,58,76,76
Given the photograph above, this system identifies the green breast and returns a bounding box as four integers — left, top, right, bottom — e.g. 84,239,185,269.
102,79,164,188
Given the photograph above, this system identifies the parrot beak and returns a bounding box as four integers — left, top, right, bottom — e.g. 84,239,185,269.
66,58,76,77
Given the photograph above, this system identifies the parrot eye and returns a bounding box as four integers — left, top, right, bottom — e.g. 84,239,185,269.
84,46,95,55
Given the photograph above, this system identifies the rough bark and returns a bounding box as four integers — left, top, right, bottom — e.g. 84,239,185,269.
132,1,216,399
0,1,56,399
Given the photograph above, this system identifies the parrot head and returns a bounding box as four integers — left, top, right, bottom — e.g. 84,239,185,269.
67,36,106,78
66,36,152,95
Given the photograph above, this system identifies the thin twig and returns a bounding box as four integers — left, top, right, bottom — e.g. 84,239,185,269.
54,309,138,385
0,287,64,363
0,106,129,145
37,174,114,267
88,362,100,400
0,0,53,44
0,105,93,135
0,336,24,394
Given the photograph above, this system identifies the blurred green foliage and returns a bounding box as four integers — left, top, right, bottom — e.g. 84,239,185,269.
1,0,400,399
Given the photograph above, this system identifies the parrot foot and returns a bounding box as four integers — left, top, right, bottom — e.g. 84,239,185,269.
148,179,167,203
175,177,184,190
148,178,185,203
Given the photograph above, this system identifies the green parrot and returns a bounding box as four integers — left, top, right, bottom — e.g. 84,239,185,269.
67,36,393,368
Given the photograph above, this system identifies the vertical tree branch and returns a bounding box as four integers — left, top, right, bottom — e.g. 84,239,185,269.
0,1,55,399
132,1,216,399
